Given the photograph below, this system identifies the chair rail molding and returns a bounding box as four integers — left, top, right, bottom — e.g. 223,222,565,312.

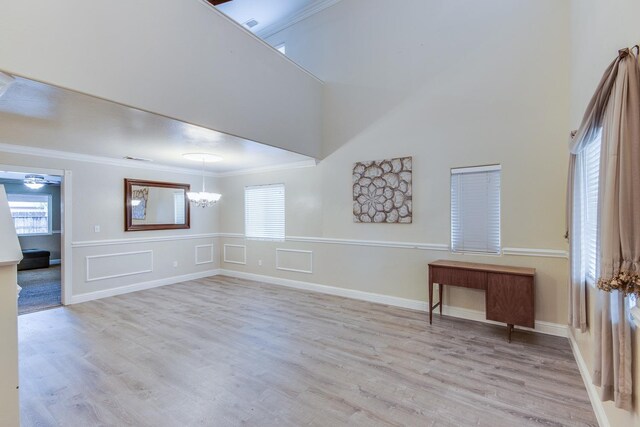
72,233,219,248
220,234,568,259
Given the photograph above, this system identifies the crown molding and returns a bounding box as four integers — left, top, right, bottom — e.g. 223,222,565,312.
0,142,317,178
0,142,215,177
257,0,344,39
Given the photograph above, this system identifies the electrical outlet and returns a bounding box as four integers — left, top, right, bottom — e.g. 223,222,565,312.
258,260,262,266
94,225,100,233
173,261,178,268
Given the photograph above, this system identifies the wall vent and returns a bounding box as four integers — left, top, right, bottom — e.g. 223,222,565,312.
123,156,153,162
243,19,259,29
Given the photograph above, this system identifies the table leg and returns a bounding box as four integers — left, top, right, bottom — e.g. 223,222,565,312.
439,283,443,318
428,280,433,325
507,324,513,343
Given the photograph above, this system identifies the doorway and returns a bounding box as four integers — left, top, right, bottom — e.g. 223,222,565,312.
0,169,66,314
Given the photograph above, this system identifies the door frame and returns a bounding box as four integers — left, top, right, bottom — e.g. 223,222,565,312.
0,164,72,305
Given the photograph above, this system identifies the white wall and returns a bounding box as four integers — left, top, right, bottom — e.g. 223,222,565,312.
0,0,323,158
0,150,221,301
217,0,572,327
570,1,640,425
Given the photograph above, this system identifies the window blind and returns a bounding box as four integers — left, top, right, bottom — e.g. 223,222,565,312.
451,165,501,254
582,136,601,282
174,192,186,225
245,184,285,240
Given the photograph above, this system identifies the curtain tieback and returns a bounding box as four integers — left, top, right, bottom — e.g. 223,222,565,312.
597,270,640,296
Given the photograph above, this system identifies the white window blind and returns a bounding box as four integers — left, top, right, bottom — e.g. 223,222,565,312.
581,136,601,282
7,193,52,236
451,165,501,254
245,184,285,240
174,192,186,225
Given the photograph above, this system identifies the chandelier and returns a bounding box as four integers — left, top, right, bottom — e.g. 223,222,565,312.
183,153,222,208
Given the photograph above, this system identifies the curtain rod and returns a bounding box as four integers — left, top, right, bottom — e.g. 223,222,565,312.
618,45,638,58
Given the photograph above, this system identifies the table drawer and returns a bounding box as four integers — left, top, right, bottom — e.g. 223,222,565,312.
430,266,487,290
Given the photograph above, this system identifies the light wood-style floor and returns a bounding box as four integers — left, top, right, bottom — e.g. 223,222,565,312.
19,275,597,426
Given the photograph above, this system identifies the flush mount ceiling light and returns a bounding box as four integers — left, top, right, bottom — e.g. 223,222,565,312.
23,174,47,190
182,153,223,163
182,153,222,208
0,71,16,98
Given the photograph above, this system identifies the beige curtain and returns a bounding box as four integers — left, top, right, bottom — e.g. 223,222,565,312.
568,48,638,411
567,54,622,332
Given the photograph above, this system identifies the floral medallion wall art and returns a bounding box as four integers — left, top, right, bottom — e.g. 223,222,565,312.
353,156,412,223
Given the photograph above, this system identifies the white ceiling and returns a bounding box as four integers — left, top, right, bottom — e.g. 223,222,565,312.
216,0,317,35
0,77,313,174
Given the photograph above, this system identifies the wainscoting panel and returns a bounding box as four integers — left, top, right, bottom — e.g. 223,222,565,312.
86,250,153,282
223,244,246,265
276,248,313,274
195,244,214,265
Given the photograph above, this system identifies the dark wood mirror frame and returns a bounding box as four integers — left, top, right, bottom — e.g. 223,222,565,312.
124,179,191,231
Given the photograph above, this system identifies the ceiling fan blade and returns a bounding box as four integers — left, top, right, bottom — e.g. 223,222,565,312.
208,0,233,5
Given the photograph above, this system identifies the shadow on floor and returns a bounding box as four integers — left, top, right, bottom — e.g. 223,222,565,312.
17,265,61,315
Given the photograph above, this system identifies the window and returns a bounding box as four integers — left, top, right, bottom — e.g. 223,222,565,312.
631,294,639,321
275,43,286,55
174,191,186,225
580,136,601,283
7,193,52,236
245,184,285,240
451,165,501,254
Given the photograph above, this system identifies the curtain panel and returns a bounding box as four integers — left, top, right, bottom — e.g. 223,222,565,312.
567,48,638,411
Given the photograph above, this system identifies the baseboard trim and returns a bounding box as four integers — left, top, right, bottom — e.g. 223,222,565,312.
50,259,61,266
70,269,220,304
217,269,567,337
568,330,609,427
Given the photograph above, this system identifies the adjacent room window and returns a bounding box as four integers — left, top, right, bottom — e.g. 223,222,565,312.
174,191,186,225
7,193,52,236
275,43,286,55
450,165,501,254
245,184,285,240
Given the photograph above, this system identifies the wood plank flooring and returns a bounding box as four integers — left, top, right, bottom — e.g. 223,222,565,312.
18,275,597,426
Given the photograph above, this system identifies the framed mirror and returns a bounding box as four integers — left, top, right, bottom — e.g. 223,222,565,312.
124,179,190,231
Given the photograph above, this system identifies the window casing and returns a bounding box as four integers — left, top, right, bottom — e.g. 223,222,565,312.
245,184,285,240
7,193,52,236
450,165,501,254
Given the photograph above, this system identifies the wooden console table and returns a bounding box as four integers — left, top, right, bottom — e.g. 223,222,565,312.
428,260,535,342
